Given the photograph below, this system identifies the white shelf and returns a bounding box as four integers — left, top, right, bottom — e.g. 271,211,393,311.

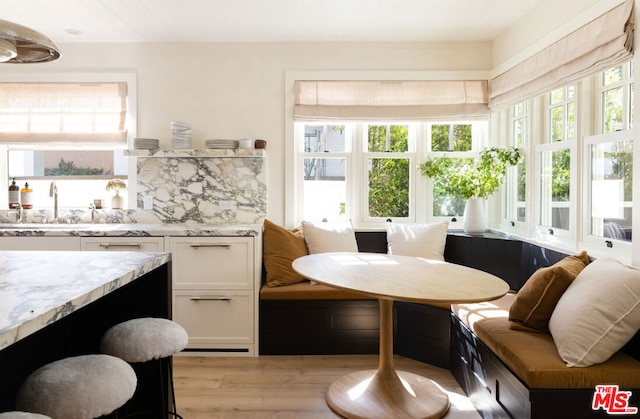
124,149,265,158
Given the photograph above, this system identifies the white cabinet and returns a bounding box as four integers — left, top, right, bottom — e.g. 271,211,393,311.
173,290,254,347
80,237,164,251
0,237,81,250
169,236,259,355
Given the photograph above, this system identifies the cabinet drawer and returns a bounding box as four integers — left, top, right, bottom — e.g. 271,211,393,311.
173,290,253,347
170,237,253,289
81,237,164,251
0,237,81,250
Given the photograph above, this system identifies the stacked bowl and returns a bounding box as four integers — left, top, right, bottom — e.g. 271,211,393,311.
171,120,192,149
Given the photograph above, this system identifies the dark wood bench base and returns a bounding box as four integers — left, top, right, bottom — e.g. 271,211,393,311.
451,313,640,419
259,299,380,355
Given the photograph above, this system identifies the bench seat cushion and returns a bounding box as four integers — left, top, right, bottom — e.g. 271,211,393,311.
453,293,640,389
260,280,375,300
260,281,451,310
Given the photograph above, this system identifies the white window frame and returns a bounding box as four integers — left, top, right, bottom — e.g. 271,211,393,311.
580,61,633,262
360,122,417,224
597,61,634,134
534,141,577,242
292,119,486,229
533,83,579,244
423,121,486,228
294,122,354,223
501,100,531,235
581,131,633,260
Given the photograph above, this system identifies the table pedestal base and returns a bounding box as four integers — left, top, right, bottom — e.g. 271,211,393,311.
326,368,450,419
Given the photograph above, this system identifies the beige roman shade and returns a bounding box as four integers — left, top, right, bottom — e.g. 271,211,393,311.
294,80,489,121
489,0,634,110
0,82,128,144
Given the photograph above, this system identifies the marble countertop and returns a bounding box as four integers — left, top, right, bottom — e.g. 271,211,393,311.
0,223,262,237
0,250,171,351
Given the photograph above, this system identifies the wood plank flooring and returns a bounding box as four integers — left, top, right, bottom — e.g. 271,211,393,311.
173,355,480,418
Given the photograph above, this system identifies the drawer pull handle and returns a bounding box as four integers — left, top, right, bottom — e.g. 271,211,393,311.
190,296,232,302
189,244,232,249
99,242,142,248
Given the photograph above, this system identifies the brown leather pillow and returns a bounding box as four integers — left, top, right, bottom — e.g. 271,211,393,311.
509,251,590,333
262,219,308,287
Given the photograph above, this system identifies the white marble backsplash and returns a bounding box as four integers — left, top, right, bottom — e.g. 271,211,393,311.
136,153,266,224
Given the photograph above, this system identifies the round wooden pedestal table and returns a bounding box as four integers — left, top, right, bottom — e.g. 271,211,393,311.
293,252,509,419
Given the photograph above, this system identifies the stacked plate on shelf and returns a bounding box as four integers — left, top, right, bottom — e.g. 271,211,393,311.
205,139,239,149
171,120,192,149
133,138,159,150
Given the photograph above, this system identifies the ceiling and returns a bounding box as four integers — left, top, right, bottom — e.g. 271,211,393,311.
0,0,547,43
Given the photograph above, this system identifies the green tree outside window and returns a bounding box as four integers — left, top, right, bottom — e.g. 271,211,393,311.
368,125,409,217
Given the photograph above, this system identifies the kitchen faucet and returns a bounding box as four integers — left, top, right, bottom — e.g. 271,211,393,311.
89,202,97,223
49,181,58,222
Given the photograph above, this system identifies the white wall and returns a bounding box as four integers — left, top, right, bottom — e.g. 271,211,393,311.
2,41,491,225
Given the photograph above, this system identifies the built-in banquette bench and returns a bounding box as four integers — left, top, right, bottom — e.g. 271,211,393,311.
259,227,640,419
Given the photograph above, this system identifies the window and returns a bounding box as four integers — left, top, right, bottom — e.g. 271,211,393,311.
364,124,412,221
583,61,634,249
427,123,476,218
294,119,486,227
504,101,529,225
600,62,633,133
299,124,349,221
287,73,490,227
499,61,633,262
585,132,632,244
0,73,136,210
537,84,577,237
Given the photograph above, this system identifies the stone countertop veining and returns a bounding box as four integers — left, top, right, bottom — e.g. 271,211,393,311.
0,250,171,351
0,223,262,237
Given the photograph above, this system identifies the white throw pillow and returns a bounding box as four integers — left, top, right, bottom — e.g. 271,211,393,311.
301,220,359,254
549,258,640,367
386,222,449,261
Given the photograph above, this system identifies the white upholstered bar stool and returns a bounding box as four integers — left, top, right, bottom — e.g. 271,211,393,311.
100,318,188,418
15,354,137,419
0,412,51,419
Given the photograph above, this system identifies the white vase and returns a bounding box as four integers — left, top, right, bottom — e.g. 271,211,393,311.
111,191,124,209
463,197,487,234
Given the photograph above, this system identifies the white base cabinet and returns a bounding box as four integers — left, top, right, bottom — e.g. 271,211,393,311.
173,290,253,349
169,236,259,356
0,237,81,250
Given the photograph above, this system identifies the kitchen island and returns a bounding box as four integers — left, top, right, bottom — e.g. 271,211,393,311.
0,250,172,412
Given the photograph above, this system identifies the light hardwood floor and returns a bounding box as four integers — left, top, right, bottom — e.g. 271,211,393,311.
173,355,481,418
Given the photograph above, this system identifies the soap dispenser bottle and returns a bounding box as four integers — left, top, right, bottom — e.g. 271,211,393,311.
8,178,20,209
20,182,33,209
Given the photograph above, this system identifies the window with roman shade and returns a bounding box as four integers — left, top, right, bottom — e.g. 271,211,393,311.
0,82,128,145
489,0,634,110
294,80,489,121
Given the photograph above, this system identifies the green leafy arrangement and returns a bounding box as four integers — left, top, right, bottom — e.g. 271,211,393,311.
418,147,522,200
